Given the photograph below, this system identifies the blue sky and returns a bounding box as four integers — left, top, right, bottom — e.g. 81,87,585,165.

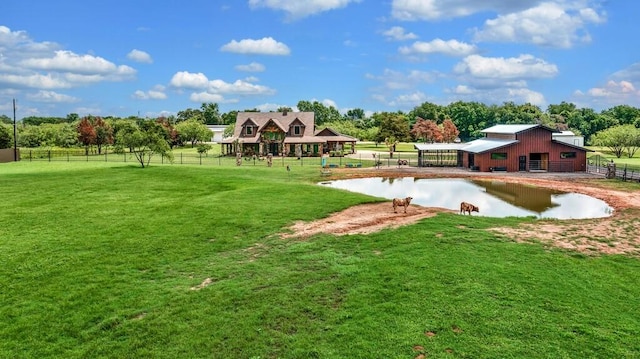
2,0,639,119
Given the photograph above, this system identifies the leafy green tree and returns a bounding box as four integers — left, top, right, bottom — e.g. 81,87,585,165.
444,101,494,140
176,108,204,123
345,108,365,121
224,123,235,138
0,114,12,125
590,124,640,158
221,110,238,125
373,112,411,144
115,121,173,168
296,100,341,126
601,105,640,126
276,106,293,113
408,102,443,127
18,125,44,148
176,119,211,147
0,123,12,148
201,102,222,125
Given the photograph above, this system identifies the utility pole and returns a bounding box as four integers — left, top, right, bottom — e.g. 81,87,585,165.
13,99,17,162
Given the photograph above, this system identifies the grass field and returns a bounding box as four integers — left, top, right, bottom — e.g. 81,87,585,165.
1,162,639,358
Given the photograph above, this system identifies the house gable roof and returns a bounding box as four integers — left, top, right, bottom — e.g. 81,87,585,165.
227,111,315,140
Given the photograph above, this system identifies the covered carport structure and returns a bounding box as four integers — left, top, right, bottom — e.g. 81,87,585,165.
414,143,467,167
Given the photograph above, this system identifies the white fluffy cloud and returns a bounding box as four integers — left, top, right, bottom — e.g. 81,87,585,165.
169,71,276,103
220,37,290,55
127,49,153,63
133,85,167,100
249,0,361,21
473,2,606,48
391,0,532,21
382,26,418,41
454,54,558,79
399,39,477,57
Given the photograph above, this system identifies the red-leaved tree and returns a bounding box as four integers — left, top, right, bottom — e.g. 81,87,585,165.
411,117,443,143
77,117,96,155
442,118,460,142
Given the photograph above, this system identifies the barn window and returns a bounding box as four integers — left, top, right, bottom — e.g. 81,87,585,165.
561,152,576,159
491,152,507,160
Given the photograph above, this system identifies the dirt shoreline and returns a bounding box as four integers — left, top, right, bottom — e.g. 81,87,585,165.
282,167,640,256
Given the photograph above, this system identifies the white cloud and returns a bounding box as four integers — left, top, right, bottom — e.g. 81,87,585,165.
248,0,361,21
382,26,418,41
220,37,290,55
21,50,134,75
388,91,430,107
448,85,546,107
208,79,276,95
133,85,167,100
26,90,79,103
127,49,153,63
391,0,532,21
473,2,606,48
453,54,558,79
189,92,230,103
235,62,266,72
575,79,640,108
399,39,477,57
169,71,210,89
367,68,439,91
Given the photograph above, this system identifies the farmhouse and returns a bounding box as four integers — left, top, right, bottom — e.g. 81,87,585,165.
415,124,589,172
221,111,356,157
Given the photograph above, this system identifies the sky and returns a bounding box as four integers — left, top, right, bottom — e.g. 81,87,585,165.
1,0,640,120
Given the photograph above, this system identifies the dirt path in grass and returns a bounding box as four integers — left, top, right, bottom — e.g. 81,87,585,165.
281,167,640,256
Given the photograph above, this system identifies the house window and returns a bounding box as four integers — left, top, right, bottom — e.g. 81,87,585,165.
293,125,301,135
245,126,253,135
491,152,507,160
561,152,576,159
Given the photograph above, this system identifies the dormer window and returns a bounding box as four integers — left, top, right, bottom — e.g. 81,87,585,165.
293,125,301,135
245,126,253,135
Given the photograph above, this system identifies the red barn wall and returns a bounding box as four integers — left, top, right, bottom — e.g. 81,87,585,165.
468,127,587,172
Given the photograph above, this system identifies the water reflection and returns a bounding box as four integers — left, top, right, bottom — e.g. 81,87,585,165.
319,177,613,219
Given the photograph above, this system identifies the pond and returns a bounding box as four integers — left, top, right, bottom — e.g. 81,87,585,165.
319,177,614,219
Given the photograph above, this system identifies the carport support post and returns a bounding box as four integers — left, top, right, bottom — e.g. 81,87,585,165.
13,99,17,162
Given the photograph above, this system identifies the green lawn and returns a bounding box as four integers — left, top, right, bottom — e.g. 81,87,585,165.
1,162,639,358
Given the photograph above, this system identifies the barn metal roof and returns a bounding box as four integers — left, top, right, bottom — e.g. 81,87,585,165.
460,138,519,153
481,124,539,134
414,143,467,151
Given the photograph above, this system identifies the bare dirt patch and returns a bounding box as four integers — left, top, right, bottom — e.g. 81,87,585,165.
281,168,640,256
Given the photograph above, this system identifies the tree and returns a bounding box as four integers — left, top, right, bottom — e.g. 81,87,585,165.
373,112,410,144
93,117,113,154
115,121,173,168
176,119,211,147
176,108,204,123
590,125,640,158
408,102,443,127
221,110,238,125
0,114,12,125
296,100,341,125
201,102,222,125
411,118,442,143
384,136,399,158
19,125,44,148
0,123,11,148
345,108,365,121
441,118,460,142
77,117,96,155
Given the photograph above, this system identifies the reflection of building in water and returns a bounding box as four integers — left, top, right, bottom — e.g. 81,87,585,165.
472,180,563,213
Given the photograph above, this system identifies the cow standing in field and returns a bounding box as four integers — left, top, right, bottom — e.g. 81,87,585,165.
393,197,413,213
460,201,479,215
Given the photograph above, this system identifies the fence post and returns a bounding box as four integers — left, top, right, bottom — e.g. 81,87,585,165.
199,153,202,165
67,152,69,162
48,150,51,162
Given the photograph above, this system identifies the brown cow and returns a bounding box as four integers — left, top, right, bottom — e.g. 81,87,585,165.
460,201,479,215
393,197,413,213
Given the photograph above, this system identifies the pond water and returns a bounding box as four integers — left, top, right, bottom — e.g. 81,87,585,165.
319,177,614,219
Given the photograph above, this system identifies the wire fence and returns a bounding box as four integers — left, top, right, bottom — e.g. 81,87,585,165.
21,149,420,169
587,155,640,182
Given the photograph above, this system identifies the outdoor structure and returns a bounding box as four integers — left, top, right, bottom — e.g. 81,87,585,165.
0,148,19,163
552,130,584,147
206,125,227,143
221,111,356,157
415,124,589,172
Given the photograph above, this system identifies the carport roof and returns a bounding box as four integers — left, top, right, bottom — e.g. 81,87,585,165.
460,138,518,153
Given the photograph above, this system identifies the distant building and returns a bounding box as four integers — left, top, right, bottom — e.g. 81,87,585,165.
415,124,590,172
552,130,584,147
221,111,356,157
206,125,227,143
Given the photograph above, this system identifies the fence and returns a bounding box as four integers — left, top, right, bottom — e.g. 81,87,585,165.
587,155,640,182
21,149,417,169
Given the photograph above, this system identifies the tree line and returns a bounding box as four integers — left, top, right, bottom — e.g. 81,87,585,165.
2,100,640,159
